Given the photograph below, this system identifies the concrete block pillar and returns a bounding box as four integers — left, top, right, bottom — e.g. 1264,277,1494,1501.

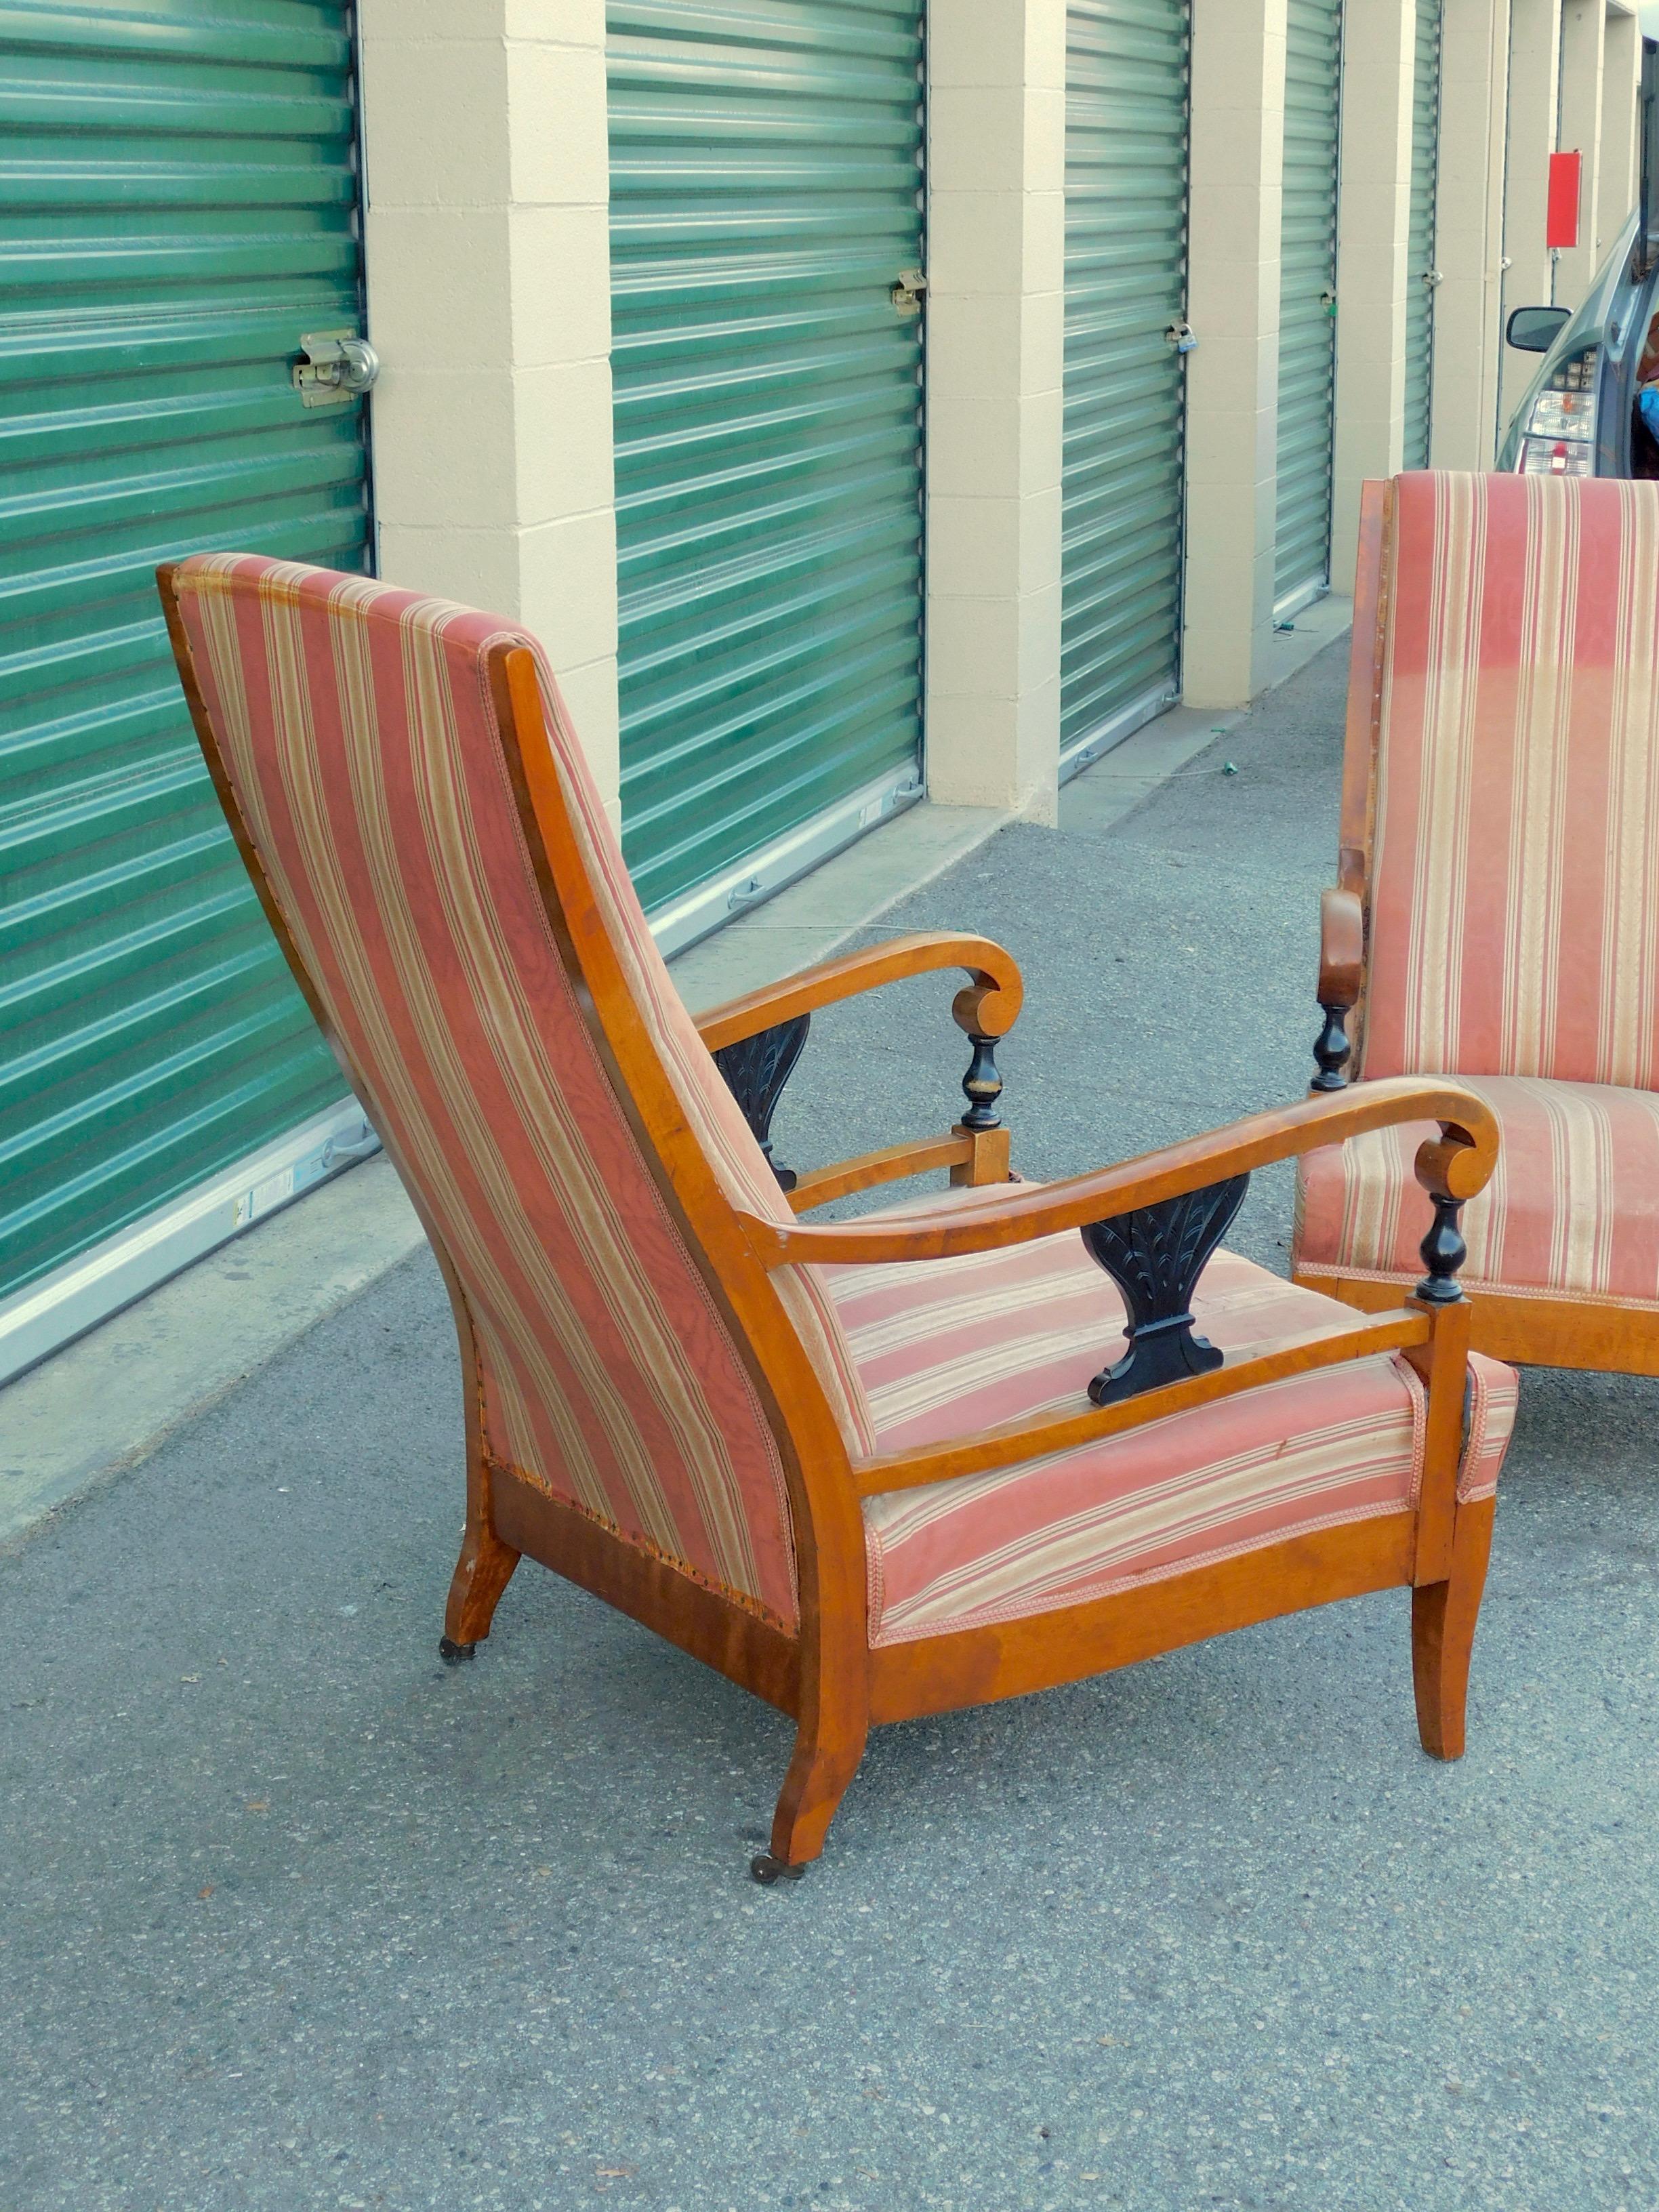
1555,0,1607,308
1596,6,1641,266
1331,0,1415,588
923,1,1065,825
1432,0,1512,468
357,0,622,822
1180,0,1288,709
1500,0,1565,424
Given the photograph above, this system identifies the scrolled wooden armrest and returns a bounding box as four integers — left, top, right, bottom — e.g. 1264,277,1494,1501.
1311,887,1366,1091
1319,886,1365,1008
693,931,1023,1052
736,1076,1497,1268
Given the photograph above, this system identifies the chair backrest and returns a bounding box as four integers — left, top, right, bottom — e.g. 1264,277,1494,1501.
1362,470,1659,1090
168,556,876,1631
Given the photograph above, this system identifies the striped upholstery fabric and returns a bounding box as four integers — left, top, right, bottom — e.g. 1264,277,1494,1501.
1363,472,1659,1089
829,1188,1516,1646
171,555,879,1629
1297,1074,1659,1304
1296,472,1659,1314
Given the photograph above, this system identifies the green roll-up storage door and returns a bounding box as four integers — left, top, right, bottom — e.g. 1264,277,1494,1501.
608,1,925,945
1275,0,1343,609
0,3,370,1358
1062,0,1191,775
1404,0,1442,470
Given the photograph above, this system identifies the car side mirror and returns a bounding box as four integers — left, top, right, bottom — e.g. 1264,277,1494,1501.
1506,305,1572,352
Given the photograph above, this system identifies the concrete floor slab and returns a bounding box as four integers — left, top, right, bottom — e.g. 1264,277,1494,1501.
0,1159,424,1551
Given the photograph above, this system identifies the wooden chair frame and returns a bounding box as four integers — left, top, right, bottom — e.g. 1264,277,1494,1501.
161,567,1504,1878
1298,478,1659,1377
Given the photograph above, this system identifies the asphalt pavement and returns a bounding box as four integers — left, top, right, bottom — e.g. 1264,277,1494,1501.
5,638,1658,2212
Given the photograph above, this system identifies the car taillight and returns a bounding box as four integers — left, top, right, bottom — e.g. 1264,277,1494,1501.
1519,348,1598,476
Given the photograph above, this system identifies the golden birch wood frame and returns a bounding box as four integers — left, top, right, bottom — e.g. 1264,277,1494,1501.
160,567,1503,1878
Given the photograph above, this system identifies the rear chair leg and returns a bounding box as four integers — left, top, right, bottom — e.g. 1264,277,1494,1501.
442,1515,520,1664
752,1714,868,1885
1411,1496,1496,1760
442,1319,520,1665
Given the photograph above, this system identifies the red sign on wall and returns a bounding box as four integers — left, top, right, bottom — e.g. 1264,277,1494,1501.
1547,150,1582,250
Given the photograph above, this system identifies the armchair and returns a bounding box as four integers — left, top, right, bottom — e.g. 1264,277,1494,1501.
160,553,1517,1880
1294,470,1659,1378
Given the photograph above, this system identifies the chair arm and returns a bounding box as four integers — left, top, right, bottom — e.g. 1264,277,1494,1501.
693,931,1023,1052
735,1076,1497,1268
1319,886,1365,1007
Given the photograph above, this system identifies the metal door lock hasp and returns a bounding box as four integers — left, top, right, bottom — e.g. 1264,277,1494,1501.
890,268,926,316
293,329,380,407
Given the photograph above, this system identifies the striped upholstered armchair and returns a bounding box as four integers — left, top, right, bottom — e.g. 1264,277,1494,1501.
161,554,1515,1880
1296,470,1659,1376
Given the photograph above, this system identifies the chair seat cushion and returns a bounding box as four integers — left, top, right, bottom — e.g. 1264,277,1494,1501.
1295,1074,1659,1306
823,1186,1516,1647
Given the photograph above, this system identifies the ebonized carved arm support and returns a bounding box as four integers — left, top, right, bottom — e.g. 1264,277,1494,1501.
1078,1172,1250,1405
712,1016,811,1192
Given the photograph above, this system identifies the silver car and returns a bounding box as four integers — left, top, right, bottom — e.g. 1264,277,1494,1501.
1498,208,1659,481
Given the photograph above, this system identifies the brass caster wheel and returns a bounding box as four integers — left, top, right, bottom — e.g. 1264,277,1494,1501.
438,1636,477,1666
750,1852,806,1886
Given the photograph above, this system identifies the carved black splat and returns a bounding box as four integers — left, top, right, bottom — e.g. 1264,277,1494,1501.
1415,1190,1468,1305
1080,1172,1250,1406
1311,1002,1352,1090
960,1033,1002,1132
714,1014,810,1193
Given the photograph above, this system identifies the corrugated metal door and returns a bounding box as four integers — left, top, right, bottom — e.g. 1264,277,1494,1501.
0,5,369,1340
607,1,925,945
1275,0,1343,609
1061,0,1191,776
1403,0,1441,470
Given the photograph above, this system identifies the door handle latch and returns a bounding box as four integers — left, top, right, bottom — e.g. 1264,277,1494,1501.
890,268,927,316
293,329,380,407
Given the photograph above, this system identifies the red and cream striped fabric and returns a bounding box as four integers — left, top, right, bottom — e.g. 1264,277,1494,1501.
1363,472,1659,1089
1296,1073,1659,1303
171,555,869,1629
828,1187,1516,1646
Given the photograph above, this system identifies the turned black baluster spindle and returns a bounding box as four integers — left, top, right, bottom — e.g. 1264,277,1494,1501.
1310,1000,1352,1090
1414,1189,1468,1304
959,1031,1002,1132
